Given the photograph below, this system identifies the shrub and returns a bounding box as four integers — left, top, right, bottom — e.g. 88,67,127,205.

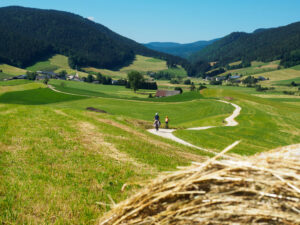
174,87,183,94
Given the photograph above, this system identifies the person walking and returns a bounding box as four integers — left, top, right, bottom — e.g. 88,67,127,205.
154,113,160,131
165,116,169,129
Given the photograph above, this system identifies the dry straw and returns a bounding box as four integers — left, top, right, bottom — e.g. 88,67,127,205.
99,143,300,225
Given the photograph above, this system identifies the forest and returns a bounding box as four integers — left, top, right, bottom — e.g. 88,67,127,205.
190,22,300,68
0,6,188,70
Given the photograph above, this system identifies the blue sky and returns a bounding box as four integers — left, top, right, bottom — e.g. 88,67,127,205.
1,0,300,43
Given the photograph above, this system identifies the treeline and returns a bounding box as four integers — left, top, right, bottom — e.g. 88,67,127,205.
86,72,157,90
148,71,175,80
0,6,188,70
190,22,300,68
226,61,251,70
280,50,300,68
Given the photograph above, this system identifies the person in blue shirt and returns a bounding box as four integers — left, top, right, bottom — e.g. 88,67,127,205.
154,113,160,131
154,112,159,121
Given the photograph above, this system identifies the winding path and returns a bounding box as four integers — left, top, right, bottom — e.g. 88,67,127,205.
148,100,242,156
48,84,241,156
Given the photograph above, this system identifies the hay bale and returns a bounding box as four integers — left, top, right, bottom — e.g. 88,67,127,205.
99,144,300,225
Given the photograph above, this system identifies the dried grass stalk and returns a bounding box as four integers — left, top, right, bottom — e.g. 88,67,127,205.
99,144,300,225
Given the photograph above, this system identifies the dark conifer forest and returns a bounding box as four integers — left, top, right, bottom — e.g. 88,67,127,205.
190,22,300,67
0,6,187,69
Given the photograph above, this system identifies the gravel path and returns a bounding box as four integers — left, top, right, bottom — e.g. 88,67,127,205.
148,100,242,156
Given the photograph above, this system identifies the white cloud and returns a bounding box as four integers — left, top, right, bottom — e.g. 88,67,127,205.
87,16,95,21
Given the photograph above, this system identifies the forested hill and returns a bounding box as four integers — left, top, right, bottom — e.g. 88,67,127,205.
190,22,300,67
144,39,218,58
0,6,187,69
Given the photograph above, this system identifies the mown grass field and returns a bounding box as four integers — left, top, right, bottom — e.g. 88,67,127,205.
26,54,88,77
220,60,280,76
0,80,229,224
0,64,27,76
175,87,300,155
83,55,170,79
0,75,299,224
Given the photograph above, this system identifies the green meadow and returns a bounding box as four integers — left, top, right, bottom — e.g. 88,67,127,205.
0,67,300,224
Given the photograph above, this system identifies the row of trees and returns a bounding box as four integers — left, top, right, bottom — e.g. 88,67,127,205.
127,71,157,92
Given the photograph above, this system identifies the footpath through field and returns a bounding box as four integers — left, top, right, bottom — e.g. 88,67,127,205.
148,100,242,157
48,84,241,157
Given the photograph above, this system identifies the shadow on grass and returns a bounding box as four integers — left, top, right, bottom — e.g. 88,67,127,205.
0,88,88,105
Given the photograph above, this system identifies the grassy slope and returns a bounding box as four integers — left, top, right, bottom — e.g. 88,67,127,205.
1,82,233,224
49,79,155,99
26,54,88,77
0,64,27,76
83,55,169,78
175,87,300,155
1,78,299,224
220,60,280,76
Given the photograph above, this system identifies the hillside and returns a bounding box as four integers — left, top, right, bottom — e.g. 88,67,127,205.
190,22,300,66
144,39,218,58
0,6,187,70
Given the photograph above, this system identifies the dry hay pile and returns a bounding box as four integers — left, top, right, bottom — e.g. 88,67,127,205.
99,144,300,225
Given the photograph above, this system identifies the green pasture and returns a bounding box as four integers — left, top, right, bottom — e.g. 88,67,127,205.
0,82,215,224
26,54,88,77
220,60,280,76
0,72,13,81
1,78,299,224
175,87,300,155
83,55,168,79
0,80,32,86
0,64,27,76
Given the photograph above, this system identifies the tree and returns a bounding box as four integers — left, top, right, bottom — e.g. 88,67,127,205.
198,84,207,91
127,71,144,92
58,70,67,79
43,77,49,85
26,71,37,80
86,74,94,83
184,79,191,85
96,72,103,82
190,83,196,91
174,87,183,94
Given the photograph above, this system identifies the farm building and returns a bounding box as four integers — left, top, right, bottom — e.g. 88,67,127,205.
155,90,180,97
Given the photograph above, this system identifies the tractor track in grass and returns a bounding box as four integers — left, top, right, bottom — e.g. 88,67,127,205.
148,100,242,158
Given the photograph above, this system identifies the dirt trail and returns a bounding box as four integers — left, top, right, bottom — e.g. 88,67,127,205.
148,100,241,156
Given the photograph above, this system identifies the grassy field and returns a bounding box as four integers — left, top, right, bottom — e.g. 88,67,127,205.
26,54,88,77
0,64,27,76
175,87,300,155
0,72,14,81
1,77,299,224
83,55,168,79
220,60,280,76
0,81,233,224
49,79,156,99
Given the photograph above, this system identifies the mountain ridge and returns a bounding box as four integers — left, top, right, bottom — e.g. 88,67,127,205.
144,39,219,58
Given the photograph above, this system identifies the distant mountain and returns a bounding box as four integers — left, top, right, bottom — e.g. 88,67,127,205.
0,6,187,69
190,22,300,66
144,39,219,58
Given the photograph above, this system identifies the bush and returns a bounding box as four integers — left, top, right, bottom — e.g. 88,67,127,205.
198,85,207,90
170,78,180,84
184,79,191,85
209,80,222,85
174,87,183,94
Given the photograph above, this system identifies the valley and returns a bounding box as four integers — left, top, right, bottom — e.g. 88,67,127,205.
0,4,299,225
